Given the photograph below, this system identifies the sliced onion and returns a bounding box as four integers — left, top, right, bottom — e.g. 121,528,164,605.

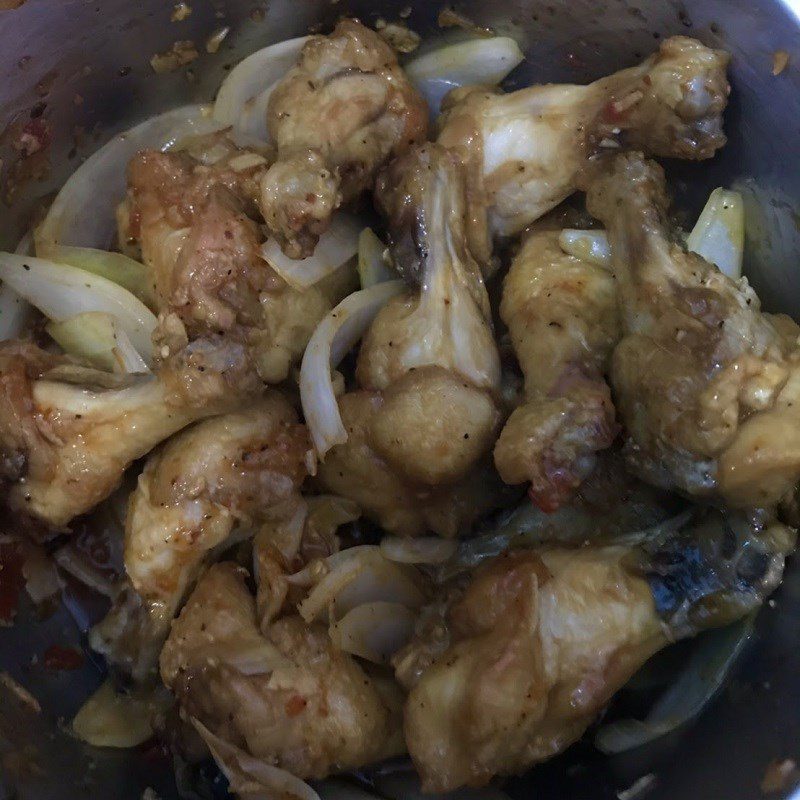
357,228,395,289
213,36,310,140
329,601,416,664
36,105,224,253
595,615,754,754
0,231,35,341
300,281,404,457
380,536,457,565
558,229,612,267
259,213,362,291
44,246,155,308
686,188,745,279
297,546,425,623
0,253,156,365
192,717,321,800
72,680,164,748
405,37,524,113
47,312,150,374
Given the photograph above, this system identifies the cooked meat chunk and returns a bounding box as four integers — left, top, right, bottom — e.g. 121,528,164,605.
0,342,235,529
437,36,729,263
160,563,405,778
262,20,428,257
91,397,309,679
396,510,793,791
316,391,504,538
586,152,800,508
494,231,619,510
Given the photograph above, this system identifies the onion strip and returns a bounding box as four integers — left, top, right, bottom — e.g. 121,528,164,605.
405,37,524,113
300,281,404,457
0,253,156,365
192,717,321,800
259,213,362,291
213,36,309,140
329,601,416,664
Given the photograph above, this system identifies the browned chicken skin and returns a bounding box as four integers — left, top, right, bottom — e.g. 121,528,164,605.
316,144,504,533
0,342,235,529
494,231,620,510
316,389,505,538
586,152,800,508
395,510,794,791
161,563,405,779
91,397,309,679
437,36,730,265
262,20,428,257
124,137,350,393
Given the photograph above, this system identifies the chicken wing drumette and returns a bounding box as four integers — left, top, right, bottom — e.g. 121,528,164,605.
395,510,795,791
261,20,428,258
317,144,504,536
437,36,730,265
0,342,235,529
494,230,619,510
160,562,405,780
90,397,309,679
586,152,800,508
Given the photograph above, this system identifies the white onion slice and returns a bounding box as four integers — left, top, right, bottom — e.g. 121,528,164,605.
329,601,416,664
259,213,362,290
47,312,150,374
380,536,458,565
558,229,612,267
300,281,404,457
213,36,310,140
686,188,745,279
0,253,156,365
405,37,524,113
297,546,425,623
36,105,224,253
192,717,320,800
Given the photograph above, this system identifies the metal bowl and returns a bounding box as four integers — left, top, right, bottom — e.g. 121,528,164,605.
1,1,799,798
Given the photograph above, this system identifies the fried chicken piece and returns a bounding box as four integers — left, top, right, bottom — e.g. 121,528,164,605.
90,397,309,679
316,391,505,538
346,144,501,492
437,36,729,264
395,509,794,791
124,137,348,391
586,152,800,507
262,20,428,257
494,231,619,510
0,342,235,529
160,563,405,779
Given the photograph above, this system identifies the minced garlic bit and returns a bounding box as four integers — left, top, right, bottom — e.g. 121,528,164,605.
170,1,192,22
206,26,230,54
772,50,789,76
150,40,199,74
375,19,421,54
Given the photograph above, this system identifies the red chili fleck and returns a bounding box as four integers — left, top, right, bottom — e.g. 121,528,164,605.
43,644,84,671
14,118,51,157
285,694,307,717
600,99,627,124
0,542,25,625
